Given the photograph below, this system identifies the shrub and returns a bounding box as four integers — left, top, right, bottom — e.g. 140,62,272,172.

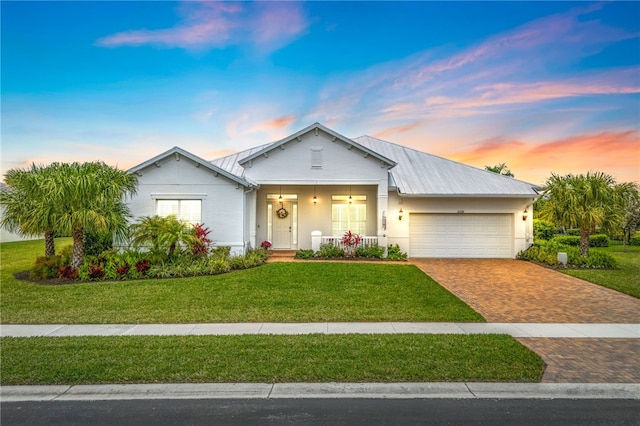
316,243,344,258
533,219,556,241
207,258,231,275
87,264,105,280
211,246,231,260
589,234,609,248
386,244,407,261
566,229,580,236
83,230,113,257
31,255,65,280
135,259,151,275
294,249,315,259
57,265,79,280
630,233,640,246
355,243,385,259
551,235,580,246
517,241,616,269
191,223,212,257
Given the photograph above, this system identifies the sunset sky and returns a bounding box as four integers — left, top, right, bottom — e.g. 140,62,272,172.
2,1,639,185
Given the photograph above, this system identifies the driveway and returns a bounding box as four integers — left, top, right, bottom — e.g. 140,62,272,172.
410,258,640,383
409,258,640,323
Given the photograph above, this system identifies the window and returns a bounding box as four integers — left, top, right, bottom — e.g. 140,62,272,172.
156,200,202,224
332,195,367,235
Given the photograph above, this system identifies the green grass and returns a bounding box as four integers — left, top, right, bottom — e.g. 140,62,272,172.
0,334,544,384
0,239,483,323
562,244,640,298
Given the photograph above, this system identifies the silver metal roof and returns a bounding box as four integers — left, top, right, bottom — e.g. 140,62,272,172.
128,146,252,188
353,135,540,197
209,126,539,197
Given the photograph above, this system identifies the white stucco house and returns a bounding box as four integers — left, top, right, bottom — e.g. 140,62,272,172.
127,123,539,258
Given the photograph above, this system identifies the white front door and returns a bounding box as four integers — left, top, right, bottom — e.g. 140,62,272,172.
272,201,293,249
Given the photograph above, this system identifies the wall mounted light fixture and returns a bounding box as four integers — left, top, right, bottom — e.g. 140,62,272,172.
522,208,528,221
313,184,318,205
398,208,404,221
348,186,353,204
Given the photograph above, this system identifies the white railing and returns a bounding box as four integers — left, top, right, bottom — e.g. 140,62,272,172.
320,235,378,249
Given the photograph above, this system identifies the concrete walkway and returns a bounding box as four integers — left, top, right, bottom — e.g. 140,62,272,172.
2,322,639,338
3,382,639,402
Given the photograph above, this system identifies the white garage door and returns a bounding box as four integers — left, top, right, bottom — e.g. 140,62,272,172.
410,214,513,258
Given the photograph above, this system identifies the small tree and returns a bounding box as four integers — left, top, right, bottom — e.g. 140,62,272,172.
485,163,514,177
1,165,62,256
539,172,638,257
130,215,198,261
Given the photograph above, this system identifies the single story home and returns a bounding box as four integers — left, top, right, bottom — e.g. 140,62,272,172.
127,123,539,258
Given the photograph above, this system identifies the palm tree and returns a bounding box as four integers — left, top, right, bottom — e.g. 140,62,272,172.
44,162,138,268
130,215,197,261
1,165,60,256
539,172,638,257
485,163,514,177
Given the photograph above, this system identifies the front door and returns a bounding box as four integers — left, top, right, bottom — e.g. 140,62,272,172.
272,201,293,249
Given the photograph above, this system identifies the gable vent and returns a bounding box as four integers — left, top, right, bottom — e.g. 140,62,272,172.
311,147,323,169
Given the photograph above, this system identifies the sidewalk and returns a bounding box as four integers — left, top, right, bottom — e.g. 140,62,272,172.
2,322,639,338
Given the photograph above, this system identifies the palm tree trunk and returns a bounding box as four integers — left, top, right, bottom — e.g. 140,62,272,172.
579,228,590,257
72,226,85,268
44,230,56,257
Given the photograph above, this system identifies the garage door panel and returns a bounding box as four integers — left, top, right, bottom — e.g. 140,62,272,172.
410,214,513,258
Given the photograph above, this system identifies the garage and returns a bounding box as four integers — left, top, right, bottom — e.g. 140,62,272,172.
409,213,513,258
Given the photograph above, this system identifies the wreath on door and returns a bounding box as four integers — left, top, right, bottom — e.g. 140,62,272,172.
276,207,289,219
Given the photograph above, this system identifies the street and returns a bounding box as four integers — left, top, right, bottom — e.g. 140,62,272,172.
3,398,640,425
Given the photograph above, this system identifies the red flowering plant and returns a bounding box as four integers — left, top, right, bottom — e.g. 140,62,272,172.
191,223,213,257
341,230,362,256
260,240,272,250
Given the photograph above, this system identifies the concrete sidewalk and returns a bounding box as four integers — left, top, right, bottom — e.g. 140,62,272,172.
3,382,639,402
2,322,639,338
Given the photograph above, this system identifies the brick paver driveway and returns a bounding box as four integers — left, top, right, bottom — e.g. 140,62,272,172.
410,258,640,383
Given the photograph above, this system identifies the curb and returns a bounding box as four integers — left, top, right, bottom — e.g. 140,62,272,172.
3,383,640,402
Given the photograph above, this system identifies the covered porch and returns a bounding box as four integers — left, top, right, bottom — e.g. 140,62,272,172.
251,183,388,251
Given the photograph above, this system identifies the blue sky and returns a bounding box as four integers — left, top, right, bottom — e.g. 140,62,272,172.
2,1,639,184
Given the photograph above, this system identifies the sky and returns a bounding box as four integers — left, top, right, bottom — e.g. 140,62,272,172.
2,1,639,185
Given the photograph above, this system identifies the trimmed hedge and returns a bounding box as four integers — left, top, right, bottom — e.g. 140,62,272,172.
630,233,640,246
550,234,609,247
517,240,616,269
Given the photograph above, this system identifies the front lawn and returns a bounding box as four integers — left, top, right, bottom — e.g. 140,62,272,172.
562,244,640,298
0,334,543,384
0,239,483,323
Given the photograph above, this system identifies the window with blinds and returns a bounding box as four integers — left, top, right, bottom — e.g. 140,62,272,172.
156,200,202,224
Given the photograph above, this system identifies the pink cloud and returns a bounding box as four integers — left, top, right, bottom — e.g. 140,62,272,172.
96,1,307,52
444,130,640,184
373,122,423,140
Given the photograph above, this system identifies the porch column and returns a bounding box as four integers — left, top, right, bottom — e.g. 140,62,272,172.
245,188,257,250
377,181,389,250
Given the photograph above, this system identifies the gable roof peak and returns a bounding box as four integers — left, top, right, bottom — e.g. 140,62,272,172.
128,146,252,188
237,122,396,168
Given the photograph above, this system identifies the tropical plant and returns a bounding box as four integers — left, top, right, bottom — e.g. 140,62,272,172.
191,223,212,257
130,215,198,261
485,163,514,178
1,165,60,256
386,244,408,260
539,172,638,257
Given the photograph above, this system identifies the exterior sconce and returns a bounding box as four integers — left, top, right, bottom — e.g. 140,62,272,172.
348,196,353,204
313,195,318,205
398,209,404,221
522,208,528,221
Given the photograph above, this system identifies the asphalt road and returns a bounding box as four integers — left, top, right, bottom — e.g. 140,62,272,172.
3,399,640,425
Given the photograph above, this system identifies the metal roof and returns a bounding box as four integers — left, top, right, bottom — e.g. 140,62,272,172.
353,135,540,197
128,146,252,188
209,126,539,197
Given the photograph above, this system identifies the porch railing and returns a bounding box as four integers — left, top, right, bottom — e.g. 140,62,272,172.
320,235,378,249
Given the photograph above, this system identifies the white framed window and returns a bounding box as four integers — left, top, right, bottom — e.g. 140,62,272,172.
156,199,202,224
331,195,367,235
